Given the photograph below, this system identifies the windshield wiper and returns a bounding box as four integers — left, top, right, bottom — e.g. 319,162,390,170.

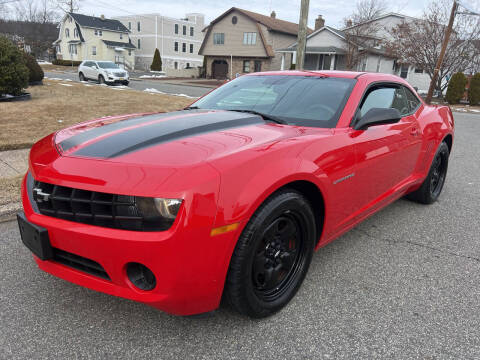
226,109,288,125
184,106,200,110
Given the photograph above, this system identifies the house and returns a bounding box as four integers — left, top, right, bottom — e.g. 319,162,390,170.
114,13,205,74
199,7,312,79
53,13,135,69
278,13,432,91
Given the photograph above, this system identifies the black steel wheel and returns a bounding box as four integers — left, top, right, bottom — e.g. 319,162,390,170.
407,141,449,204
225,189,316,318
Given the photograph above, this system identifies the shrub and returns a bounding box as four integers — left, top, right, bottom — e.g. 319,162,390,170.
290,63,296,70
445,72,467,104
52,59,82,66
150,48,162,71
23,52,44,83
468,73,480,105
0,36,29,96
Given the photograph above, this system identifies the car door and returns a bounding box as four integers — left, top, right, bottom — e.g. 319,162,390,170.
348,83,421,219
82,62,93,79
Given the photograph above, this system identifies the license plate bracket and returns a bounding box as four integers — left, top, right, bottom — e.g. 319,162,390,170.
17,212,53,261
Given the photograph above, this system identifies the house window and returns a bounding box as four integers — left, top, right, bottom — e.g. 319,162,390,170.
128,49,131,56
190,27,194,36
254,60,261,72
68,16,72,23
213,33,224,45
189,44,193,53
69,44,77,54
98,30,102,36
137,21,141,31
120,33,123,40
186,62,190,68
175,24,178,34
415,67,424,73
243,60,250,72
182,43,186,52
243,32,257,45
128,22,131,30
174,61,178,69
137,39,141,49
174,42,178,51
400,65,409,78
183,25,186,35
74,28,78,37
94,30,97,36
65,28,70,37
92,46,96,55
56,45,61,53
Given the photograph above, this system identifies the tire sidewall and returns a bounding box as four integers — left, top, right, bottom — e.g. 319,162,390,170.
426,142,449,203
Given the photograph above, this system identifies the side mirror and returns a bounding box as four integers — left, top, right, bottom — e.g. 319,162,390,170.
353,108,402,130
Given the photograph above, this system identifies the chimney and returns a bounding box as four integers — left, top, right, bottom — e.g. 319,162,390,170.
346,19,353,27
315,15,325,30
270,11,276,19
100,14,105,20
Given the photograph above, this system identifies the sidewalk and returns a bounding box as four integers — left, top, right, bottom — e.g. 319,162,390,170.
0,149,29,221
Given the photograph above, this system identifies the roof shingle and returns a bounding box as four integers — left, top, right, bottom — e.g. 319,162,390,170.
69,13,129,33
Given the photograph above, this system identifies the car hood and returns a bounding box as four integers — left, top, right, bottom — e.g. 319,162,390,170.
53,110,310,167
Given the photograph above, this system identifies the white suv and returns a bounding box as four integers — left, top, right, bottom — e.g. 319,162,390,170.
78,60,129,86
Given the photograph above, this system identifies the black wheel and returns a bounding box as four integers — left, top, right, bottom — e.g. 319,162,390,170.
407,141,449,204
79,72,85,82
98,75,105,84
225,189,316,318
123,81,129,86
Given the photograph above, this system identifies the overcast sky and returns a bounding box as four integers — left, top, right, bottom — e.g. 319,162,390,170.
74,0,438,28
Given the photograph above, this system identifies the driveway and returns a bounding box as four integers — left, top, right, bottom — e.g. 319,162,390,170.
1,112,479,359
44,71,213,98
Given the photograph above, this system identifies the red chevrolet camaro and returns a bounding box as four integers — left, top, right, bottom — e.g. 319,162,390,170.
18,71,454,318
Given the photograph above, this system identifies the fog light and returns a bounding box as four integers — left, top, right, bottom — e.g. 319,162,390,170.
126,262,156,291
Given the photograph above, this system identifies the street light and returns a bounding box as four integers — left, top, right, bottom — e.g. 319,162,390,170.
425,0,480,104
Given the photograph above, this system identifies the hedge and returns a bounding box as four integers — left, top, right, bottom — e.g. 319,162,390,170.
468,73,480,106
23,52,44,83
52,59,82,66
445,72,467,104
0,36,29,96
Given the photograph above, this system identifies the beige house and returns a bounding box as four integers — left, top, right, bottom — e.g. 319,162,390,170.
53,13,135,69
199,7,311,79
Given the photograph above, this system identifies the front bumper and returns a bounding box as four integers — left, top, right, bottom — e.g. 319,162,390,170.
20,174,242,316
106,74,129,83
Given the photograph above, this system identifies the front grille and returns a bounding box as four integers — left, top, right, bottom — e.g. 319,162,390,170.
53,248,110,280
32,181,158,231
115,72,126,77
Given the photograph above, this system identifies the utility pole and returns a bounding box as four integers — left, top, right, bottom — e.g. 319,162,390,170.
296,0,309,70
425,1,457,104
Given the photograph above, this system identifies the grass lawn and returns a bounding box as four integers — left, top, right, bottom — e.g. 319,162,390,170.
0,79,192,151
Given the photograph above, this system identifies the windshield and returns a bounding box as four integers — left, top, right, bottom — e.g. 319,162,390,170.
192,75,356,128
97,62,119,69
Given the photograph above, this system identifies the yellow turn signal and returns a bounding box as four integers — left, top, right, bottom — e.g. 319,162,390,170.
210,222,240,236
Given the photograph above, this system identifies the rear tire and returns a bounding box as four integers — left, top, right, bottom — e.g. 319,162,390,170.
225,189,316,318
406,141,449,204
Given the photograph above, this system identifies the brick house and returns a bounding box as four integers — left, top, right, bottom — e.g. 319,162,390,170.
199,7,311,79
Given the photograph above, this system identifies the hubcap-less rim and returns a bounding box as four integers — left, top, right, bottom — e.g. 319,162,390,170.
430,151,446,198
252,211,306,302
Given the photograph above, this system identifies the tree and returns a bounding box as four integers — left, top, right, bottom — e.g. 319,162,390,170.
56,0,81,13
23,52,44,83
0,36,29,96
387,0,480,94
342,0,388,70
445,72,467,104
468,73,480,105
150,48,162,71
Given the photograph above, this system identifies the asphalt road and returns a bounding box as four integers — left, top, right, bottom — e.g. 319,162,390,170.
44,71,212,98
1,112,479,359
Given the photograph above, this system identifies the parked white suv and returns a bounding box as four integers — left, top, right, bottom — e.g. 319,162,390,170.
78,61,129,86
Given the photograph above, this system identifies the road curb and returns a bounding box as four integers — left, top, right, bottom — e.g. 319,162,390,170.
0,202,21,223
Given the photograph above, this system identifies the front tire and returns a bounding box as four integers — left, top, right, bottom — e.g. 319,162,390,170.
225,189,316,318
407,141,449,204
98,75,105,84
79,72,85,82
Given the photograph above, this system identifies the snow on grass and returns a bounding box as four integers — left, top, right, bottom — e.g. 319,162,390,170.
143,88,197,99
59,83,73,87
140,75,166,79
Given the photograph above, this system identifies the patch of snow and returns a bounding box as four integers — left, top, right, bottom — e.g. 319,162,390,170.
48,77,62,81
37,60,52,65
143,87,198,99
83,84,93,87
144,88,164,94
471,109,480,113
57,119,63,123
59,83,73,87
63,78,72,81
140,75,166,79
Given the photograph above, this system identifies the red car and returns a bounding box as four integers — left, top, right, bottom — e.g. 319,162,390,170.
18,71,454,318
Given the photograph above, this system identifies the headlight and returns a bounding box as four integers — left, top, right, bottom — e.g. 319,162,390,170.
136,197,183,225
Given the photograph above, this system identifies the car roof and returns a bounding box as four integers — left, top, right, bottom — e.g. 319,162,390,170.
244,70,406,82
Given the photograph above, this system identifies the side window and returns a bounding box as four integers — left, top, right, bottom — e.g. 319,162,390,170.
404,87,421,113
360,86,409,118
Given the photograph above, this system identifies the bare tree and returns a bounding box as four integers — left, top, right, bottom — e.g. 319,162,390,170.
13,0,58,23
341,0,388,70
56,0,81,13
387,0,480,93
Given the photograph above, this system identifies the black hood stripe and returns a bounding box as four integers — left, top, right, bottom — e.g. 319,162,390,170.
69,110,264,158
